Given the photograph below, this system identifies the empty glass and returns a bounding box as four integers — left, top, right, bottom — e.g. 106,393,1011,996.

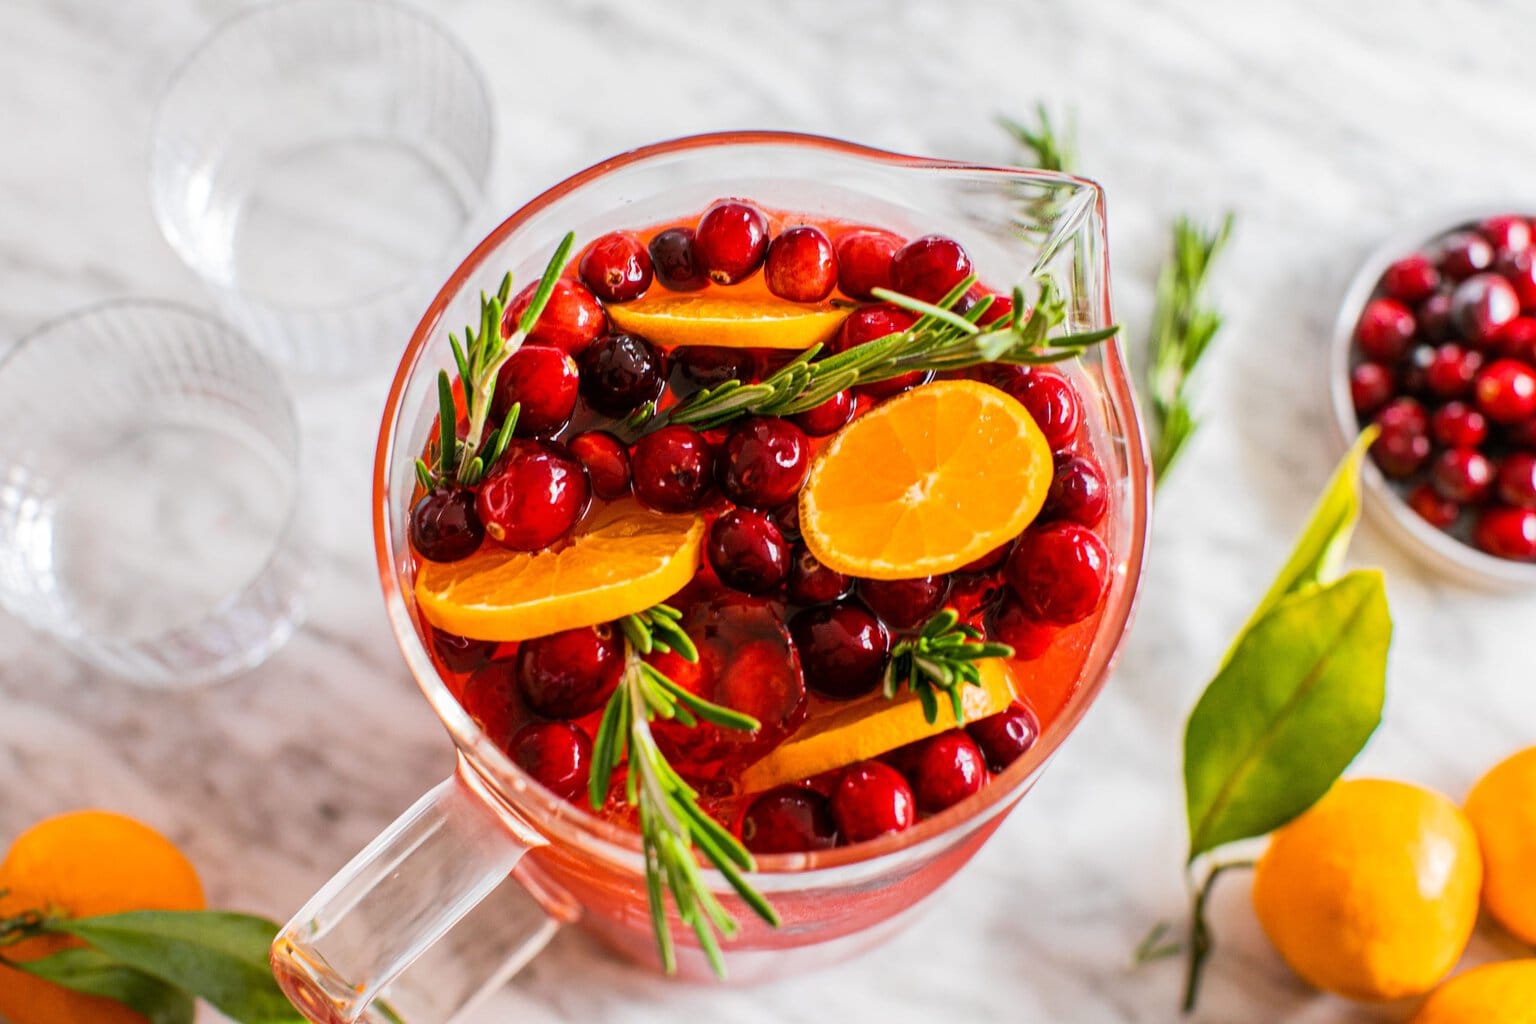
150,0,494,375
0,301,306,687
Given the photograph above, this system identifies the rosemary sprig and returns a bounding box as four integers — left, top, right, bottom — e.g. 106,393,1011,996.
883,608,1015,725
588,603,779,977
1146,214,1235,483
998,103,1076,173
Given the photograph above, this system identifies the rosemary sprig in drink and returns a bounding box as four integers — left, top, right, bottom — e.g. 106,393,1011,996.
883,608,1015,725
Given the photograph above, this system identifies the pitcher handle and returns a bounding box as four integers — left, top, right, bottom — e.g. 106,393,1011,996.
271,763,570,1023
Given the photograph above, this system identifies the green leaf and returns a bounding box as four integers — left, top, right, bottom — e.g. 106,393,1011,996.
57,911,300,1024
12,949,195,1024
1184,569,1392,860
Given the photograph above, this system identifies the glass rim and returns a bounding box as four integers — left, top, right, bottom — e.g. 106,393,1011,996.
373,130,1153,876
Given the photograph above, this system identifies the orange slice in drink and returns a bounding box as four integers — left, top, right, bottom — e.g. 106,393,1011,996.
740,659,1018,793
798,379,1054,579
415,499,705,641
605,293,851,349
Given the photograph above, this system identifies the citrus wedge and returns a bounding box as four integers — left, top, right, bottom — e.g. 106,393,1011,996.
605,292,851,350
740,659,1018,793
799,379,1054,579
415,499,704,641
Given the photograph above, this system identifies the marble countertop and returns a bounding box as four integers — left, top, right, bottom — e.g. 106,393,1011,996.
4,1,1536,1021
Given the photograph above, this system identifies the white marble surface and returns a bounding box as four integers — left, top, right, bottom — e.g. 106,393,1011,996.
4,1,1536,1021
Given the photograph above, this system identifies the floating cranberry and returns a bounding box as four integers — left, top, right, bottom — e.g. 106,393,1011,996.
1350,363,1396,417
476,441,589,551
1381,254,1441,304
834,304,931,400
1474,506,1536,560
1451,273,1520,347
789,601,890,700
718,416,810,508
410,488,484,563
1497,248,1536,311
1481,215,1532,254
1418,292,1456,342
568,430,631,499
831,762,915,843
986,594,1055,659
506,278,606,355
491,345,579,435
1354,298,1416,362
507,722,591,801
1407,484,1460,529
909,731,987,813
765,226,837,303
708,509,790,595
975,292,1016,327
648,227,708,291
1497,453,1536,509
1498,317,1536,364
1431,449,1494,504
695,199,770,284
1044,455,1109,527
1439,230,1495,281
786,544,851,605
791,390,855,436
1376,395,1430,435
579,231,652,303
459,660,519,746
857,576,949,630
516,624,624,719
741,786,838,854
1370,401,1432,479
430,627,498,674
891,234,973,304
675,346,756,389
630,425,716,513
835,230,902,301
1424,343,1485,399
1005,522,1109,625
966,702,1040,773
1431,401,1489,449
577,333,665,417
1476,359,1536,424
1007,370,1083,450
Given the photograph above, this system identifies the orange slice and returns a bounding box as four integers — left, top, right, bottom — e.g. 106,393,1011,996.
415,499,704,641
798,379,1054,579
605,293,851,349
740,659,1018,793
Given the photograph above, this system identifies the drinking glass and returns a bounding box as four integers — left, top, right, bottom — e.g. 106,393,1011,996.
150,0,494,375
0,301,306,687
273,132,1152,1023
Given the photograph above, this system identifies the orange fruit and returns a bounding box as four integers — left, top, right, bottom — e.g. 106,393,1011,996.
1410,960,1536,1024
1251,779,1482,1002
0,810,205,1024
740,659,1017,793
415,499,705,641
604,292,850,349
1464,746,1536,943
798,380,1053,579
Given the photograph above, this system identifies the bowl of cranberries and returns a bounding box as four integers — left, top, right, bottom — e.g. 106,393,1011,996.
1336,210,1536,587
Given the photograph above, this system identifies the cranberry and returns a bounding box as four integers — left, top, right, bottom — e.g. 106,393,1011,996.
791,390,855,436
675,346,755,389
909,731,987,813
1376,396,1430,435
1481,215,1532,254
1381,254,1441,304
708,509,790,595
648,227,708,292
1452,273,1520,347
1044,455,1109,527
966,702,1040,773
476,440,589,551
764,226,837,303
506,278,606,355
1370,403,1432,479
1497,453,1536,508
1350,363,1397,417
789,601,890,700
568,430,630,499
1431,401,1489,449
578,231,652,303
1006,370,1083,450
1439,230,1495,281
630,425,716,513
1005,522,1109,625
1499,317,1536,364
429,627,497,674
1497,248,1536,311
695,199,770,284
1424,343,1485,399
1407,483,1460,529
1431,449,1494,503
833,304,930,400
1399,344,1435,397
410,488,484,562
578,333,665,417
891,234,973,304
459,660,519,745
831,762,915,843
986,594,1055,659
740,786,838,854
1474,506,1536,560
717,416,810,508
1418,292,1456,342
1354,298,1416,362
948,574,1008,628
857,576,949,630
507,721,591,800
786,544,851,605
516,623,624,719
975,292,1015,327
491,345,579,436
1476,359,1536,424
835,230,902,301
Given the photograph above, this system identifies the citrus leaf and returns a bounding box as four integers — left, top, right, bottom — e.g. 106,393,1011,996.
57,910,299,1023
12,948,195,1024
1185,569,1391,860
